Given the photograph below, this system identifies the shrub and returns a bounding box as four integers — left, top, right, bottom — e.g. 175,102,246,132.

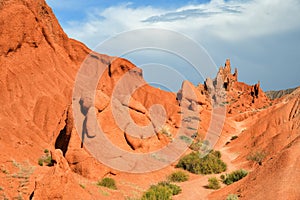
176,150,227,174
222,169,248,185
125,197,140,200
189,141,201,151
211,150,221,158
220,174,225,180
247,151,266,165
44,149,49,154
38,150,52,166
141,181,181,200
97,177,117,190
226,194,239,200
167,171,189,182
207,177,221,190
189,140,212,152
231,135,238,140
38,158,43,166
179,135,192,144
160,125,171,137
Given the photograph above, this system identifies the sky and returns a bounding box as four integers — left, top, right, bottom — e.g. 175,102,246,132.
46,0,300,91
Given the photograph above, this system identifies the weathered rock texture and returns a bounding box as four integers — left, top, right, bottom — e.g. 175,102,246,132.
0,0,299,199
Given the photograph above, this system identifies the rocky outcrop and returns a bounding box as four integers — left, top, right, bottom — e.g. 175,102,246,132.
204,59,238,92
0,0,298,199
198,59,271,115
251,81,261,103
33,150,92,200
0,0,97,198
0,0,90,160
177,80,207,111
201,59,238,106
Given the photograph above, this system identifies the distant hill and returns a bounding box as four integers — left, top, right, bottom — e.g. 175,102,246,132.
265,87,299,100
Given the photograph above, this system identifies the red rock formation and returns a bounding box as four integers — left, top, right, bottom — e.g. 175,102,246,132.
0,0,299,199
209,88,300,200
0,0,198,198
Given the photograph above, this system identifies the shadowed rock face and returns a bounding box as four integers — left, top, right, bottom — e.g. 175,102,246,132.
0,0,201,197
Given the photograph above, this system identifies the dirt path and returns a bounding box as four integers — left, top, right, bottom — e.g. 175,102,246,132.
173,118,247,200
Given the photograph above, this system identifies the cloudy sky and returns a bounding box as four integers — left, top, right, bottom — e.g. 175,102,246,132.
46,0,300,91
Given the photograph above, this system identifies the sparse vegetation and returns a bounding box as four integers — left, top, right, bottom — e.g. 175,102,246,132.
79,183,86,189
38,149,52,166
220,174,225,180
160,125,171,137
99,188,110,196
1,168,9,175
207,177,221,190
176,150,227,174
189,140,202,151
8,160,34,199
222,169,248,185
167,171,189,182
226,194,239,200
97,177,117,190
187,126,197,130
141,181,181,200
189,140,210,152
231,135,238,140
247,151,266,165
125,197,140,200
191,132,198,139
179,135,192,144
38,158,44,166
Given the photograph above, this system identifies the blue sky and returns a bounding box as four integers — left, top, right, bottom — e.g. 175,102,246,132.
46,0,300,91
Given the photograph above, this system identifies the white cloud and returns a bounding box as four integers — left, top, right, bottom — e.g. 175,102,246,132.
62,0,300,90
65,0,300,45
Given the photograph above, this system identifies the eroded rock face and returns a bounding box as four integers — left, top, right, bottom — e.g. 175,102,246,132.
202,59,238,106
199,59,270,115
1,0,298,199
33,150,92,200
209,89,300,200
0,0,102,198
0,0,91,158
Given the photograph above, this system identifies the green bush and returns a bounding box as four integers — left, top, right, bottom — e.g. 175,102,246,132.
226,194,239,200
247,151,266,165
207,177,221,190
220,174,225,181
189,141,202,151
97,177,117,190
222,169,248,185
141,181,181,200
211,150,221,159
79,183,86,189
38,158,44,166
160,125,171,137
189,140,211,152
38,150,52,166
167,171,189,182
176,150,227,174
231,135,238,140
